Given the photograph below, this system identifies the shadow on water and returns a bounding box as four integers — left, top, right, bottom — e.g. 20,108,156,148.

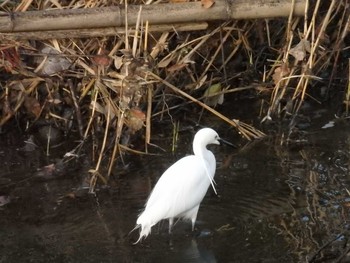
1,109,350,262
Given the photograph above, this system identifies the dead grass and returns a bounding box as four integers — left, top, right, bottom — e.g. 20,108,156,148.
0,0,348,190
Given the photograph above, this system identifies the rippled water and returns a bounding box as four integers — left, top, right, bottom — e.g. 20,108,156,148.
1,109,350,262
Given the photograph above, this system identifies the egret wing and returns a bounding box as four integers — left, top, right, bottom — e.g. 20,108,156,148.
145,155,212,219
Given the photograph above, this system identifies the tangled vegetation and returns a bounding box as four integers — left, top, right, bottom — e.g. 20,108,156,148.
0,0,348,191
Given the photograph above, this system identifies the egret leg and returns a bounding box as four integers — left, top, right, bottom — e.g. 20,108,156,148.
169,217,174,233
191,219,196,231
186,205,200,231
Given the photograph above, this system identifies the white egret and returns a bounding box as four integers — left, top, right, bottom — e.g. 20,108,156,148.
134,127,231,243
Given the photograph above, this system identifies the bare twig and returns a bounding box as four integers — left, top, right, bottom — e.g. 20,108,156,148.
148,72,266,140
68,79,84,138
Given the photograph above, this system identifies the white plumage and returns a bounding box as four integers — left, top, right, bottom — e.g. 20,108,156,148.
134,128,221,243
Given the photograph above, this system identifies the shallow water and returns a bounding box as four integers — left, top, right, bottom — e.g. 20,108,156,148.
1,109,350,262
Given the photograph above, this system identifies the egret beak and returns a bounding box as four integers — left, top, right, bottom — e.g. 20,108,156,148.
218,138,236,148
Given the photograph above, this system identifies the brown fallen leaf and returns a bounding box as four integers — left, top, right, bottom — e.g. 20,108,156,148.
127,108,146,133
66,192,76,199
92,48,112,67
272,63,290,85
201,0,215,8
92,55,112,67
24,96,41,118
130,108,146,121
0,47,21,72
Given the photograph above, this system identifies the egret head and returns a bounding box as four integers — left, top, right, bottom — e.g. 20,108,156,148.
194,128,221,147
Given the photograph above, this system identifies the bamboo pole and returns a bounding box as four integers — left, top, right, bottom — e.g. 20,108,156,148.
0,0,305,34
1,23,209,40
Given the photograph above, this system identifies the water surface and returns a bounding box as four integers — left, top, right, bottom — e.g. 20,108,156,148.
1,111,350,262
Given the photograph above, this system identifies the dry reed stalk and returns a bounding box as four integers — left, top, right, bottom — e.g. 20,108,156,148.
292,0,336,113
89,81,114,192
67,79,84,138
83,86,98,139
264,0,343,119
324,2,350,93
105,3,148,179
157,32,208,68
106,111,125,178
152,84,265,118
265,20,296,117
218,22,248,72
0,77,43,126
171,121,180,153
3,0,347,192
145,86,152,150
345,59,350,116
119,143,158,155
148,71,266,140
197,22,233,82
